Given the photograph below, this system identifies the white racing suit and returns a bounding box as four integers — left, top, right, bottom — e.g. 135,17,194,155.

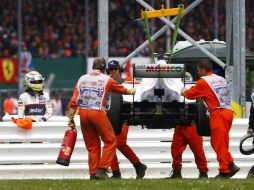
18,89,53,121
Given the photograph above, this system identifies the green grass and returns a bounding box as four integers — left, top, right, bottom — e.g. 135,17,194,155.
0,179,254,190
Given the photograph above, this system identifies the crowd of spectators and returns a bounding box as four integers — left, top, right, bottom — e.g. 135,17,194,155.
0,0,253,59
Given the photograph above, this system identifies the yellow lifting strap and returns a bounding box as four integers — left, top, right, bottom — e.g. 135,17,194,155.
140,4,185,19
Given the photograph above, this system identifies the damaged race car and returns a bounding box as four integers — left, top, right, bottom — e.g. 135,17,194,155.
121,59,211,136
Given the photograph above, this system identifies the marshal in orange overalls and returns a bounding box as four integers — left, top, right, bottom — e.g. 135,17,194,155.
183,71,234,174
171,123,208,174
69,70,130,175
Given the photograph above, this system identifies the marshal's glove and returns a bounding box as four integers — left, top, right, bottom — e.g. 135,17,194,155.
127,88,136,95
68,107,76,129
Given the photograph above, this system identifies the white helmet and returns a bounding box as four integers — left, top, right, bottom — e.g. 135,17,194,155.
24,71,44,91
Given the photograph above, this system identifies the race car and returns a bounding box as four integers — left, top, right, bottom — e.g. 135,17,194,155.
122,58,210,136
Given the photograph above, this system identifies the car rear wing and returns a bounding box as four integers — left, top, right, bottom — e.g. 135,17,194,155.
133,63,185,78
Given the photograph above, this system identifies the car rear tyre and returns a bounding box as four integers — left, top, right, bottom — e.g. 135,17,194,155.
196,99,211,136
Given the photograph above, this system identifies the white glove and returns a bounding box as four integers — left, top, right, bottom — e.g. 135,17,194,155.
127,88,136,95
181,87,187,96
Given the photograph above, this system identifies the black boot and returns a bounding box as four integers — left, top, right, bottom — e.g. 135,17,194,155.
90,174,98,180
133,162,147,179
95,168,110,179
199,172,208,179
169,170,182,179
111,171,121,179
229,161,240,177
215,162,240,178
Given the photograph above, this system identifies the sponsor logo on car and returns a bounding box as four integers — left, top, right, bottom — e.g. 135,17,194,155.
135,64,185,78
145,65,183,72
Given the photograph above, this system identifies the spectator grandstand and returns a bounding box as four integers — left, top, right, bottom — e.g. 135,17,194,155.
0,0,253,58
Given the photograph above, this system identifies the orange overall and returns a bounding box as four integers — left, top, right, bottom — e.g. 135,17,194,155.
171,124,208,173
183,72,234,173
70,71,128,175
111,123,140,172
